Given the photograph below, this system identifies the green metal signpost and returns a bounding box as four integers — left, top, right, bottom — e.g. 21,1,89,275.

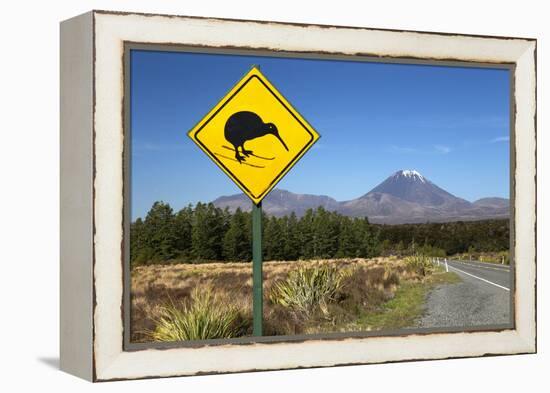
252,202,263,336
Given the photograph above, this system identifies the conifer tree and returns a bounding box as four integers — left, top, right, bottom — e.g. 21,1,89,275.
264,216,286,260
191,203,226,261
355,217,379,258
283,212,300,261
143,201,177,261
311,208,339,258
174,205,193,258
130,218,148,266
223,208,251,261
298,209,315,259
337,216,357,257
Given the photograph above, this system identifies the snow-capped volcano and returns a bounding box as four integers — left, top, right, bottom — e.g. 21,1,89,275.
397,169,426,183
213,169,509,224
364,169,468,207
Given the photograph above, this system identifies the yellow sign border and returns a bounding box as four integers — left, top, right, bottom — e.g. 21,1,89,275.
187,66,320,204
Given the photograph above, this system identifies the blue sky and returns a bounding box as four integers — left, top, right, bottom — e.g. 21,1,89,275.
131,49,510,220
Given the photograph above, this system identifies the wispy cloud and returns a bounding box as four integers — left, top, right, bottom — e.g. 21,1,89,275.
370,114,509,130
491,136,510,143
434,144,451,154
387,145,419,154
388,144,451,155
134,142,189,152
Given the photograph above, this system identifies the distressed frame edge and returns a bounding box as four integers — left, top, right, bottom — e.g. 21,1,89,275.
512,40,537,353
59,11,95,381
90,11,537,381
91,8,537,42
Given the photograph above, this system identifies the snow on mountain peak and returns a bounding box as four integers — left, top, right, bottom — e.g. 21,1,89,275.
396,169,426,183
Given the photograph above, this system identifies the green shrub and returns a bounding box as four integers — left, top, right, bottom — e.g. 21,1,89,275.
404,254,434,277
416,244,447,258
269,265,351,315
150,287,242,341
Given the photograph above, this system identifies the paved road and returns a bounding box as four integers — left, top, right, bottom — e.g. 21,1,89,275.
416,259,512,328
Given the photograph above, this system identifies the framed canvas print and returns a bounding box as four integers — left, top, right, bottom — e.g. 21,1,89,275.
60,10,537,381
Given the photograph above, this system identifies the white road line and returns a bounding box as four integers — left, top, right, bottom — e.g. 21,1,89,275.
447,265,510,291
457,261,511,269
452,260,510,272
454,259,511,268
445,260,449,272
454,264,510,273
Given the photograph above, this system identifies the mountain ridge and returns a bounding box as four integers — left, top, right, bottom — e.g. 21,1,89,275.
212,170,509,224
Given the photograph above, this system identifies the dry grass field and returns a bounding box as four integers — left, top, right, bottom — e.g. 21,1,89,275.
130,257,454,342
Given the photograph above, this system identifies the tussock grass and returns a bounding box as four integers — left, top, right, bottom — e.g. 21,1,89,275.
149,286,246,341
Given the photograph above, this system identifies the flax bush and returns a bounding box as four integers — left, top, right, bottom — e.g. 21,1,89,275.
269,265,351,315
404,254,434,277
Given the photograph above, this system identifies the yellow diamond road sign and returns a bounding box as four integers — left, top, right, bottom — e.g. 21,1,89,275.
188,66,320,204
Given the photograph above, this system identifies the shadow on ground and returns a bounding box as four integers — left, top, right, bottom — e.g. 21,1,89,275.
37,357,59,370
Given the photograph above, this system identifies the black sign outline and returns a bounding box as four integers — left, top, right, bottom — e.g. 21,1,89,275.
193,73,316,202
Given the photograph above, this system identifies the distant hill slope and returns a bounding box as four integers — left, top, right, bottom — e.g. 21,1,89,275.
473,197,510,208
212,169,510,224
213,189,340,217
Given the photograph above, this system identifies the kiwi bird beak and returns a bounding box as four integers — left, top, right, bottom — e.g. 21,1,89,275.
275,133,289,151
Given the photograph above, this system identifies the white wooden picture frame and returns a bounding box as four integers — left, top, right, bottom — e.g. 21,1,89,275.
60,10,536,381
